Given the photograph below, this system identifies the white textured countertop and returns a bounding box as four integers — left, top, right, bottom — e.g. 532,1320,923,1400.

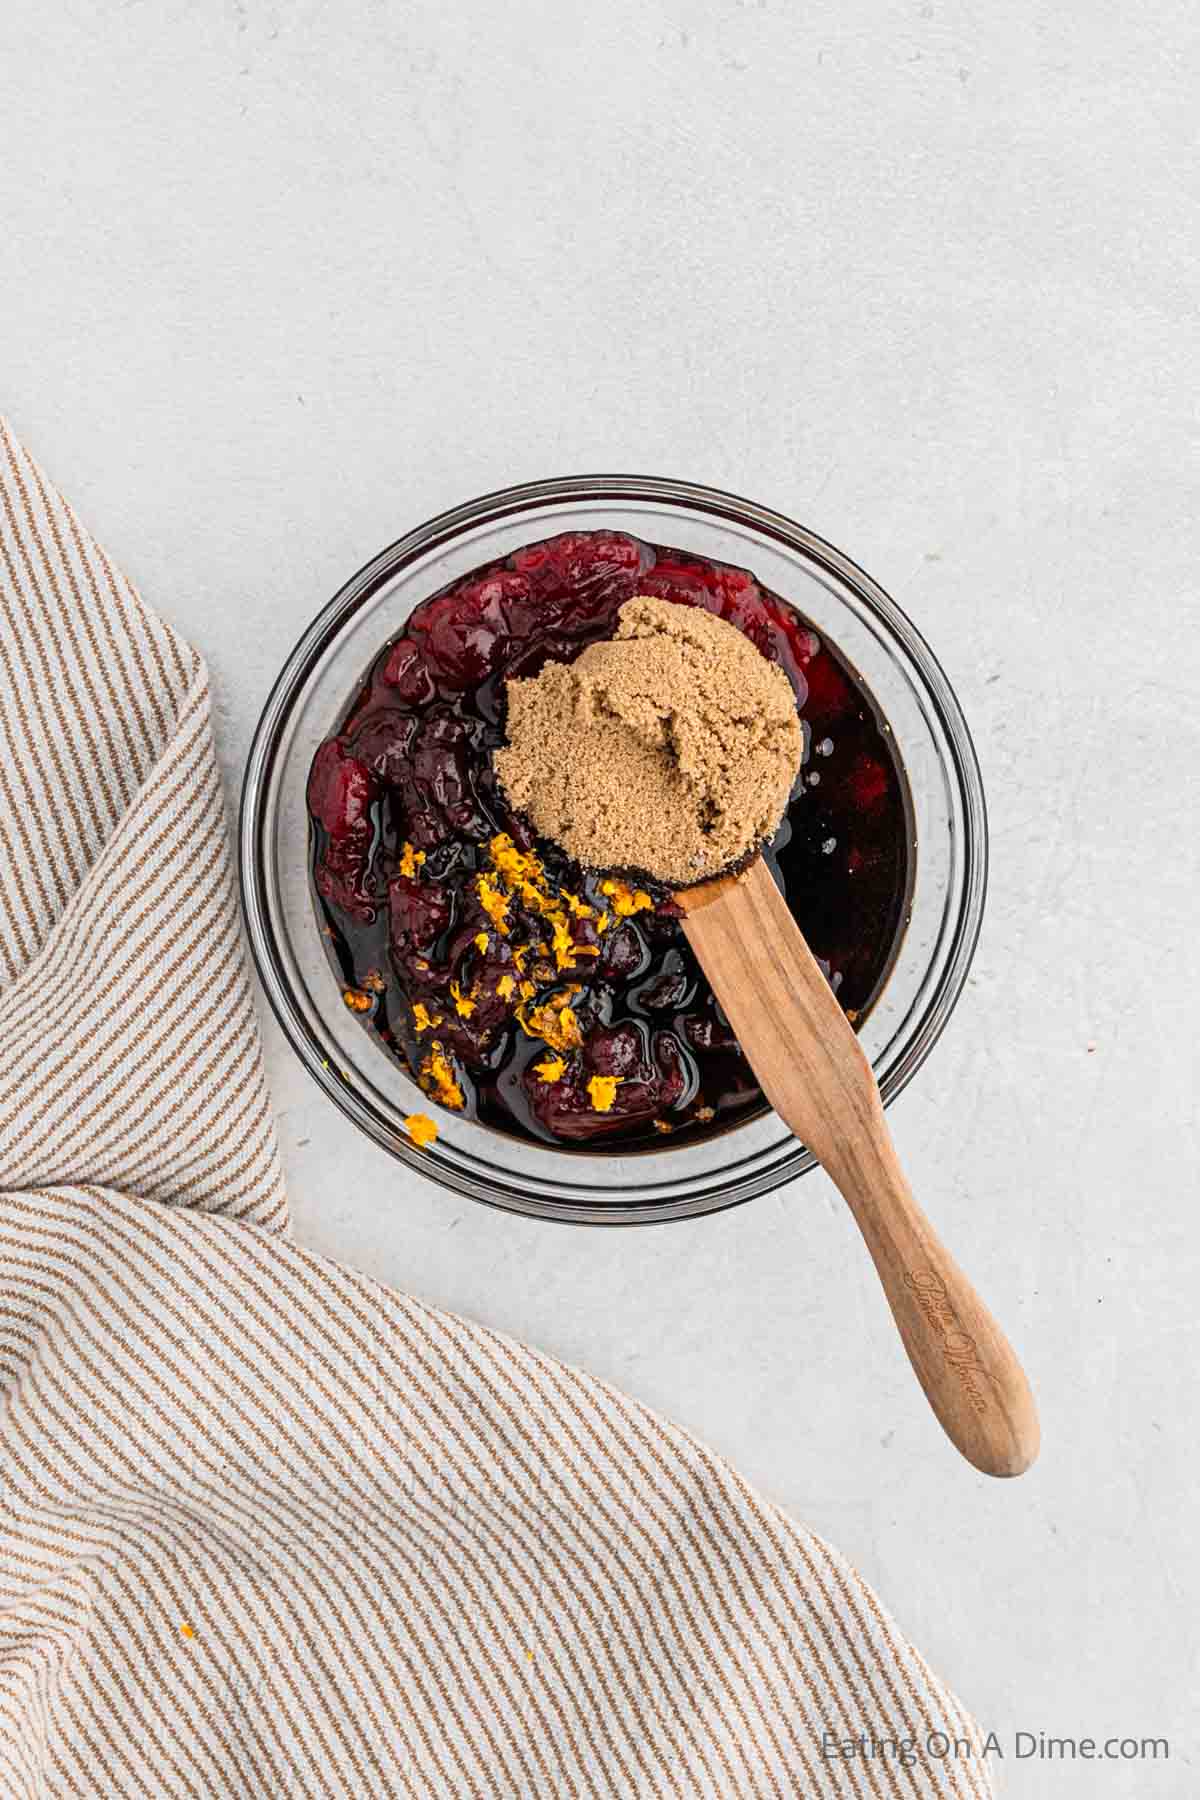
3,1,1197,1790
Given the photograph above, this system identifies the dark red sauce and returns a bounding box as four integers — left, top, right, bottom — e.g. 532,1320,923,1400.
308,530,911,1149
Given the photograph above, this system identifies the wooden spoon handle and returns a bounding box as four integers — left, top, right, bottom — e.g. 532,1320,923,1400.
818,1131,1039,1478
680,857,1039,1478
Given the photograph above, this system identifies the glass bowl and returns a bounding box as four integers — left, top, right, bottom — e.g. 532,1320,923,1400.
239,476,986,1225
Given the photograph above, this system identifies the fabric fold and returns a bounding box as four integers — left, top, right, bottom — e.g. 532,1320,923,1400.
0,420,994,1798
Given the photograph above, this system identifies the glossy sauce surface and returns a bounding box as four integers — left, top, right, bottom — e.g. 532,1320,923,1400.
307,530,911,1149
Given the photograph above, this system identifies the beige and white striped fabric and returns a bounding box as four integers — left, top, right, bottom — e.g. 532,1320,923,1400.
0,419,995,1798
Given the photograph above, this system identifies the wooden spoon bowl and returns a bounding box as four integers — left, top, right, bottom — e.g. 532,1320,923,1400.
678,856,1039,1478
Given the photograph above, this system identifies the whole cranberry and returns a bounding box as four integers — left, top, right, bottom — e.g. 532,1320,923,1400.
412,570,530,690
518,530,644,587
381,638,437,706
718,582,778,660
636,559,722,613
350,709,418,784
598,922,648,981
307,740,372,840
315,834,376,921
513,532,646,626
584,1022,645,1080
398,804,446,852
638,906,684,947
638,964,691,1011
388,874,452,961
410,717,490,837
683,1001,739,1055
652,1030,689,1107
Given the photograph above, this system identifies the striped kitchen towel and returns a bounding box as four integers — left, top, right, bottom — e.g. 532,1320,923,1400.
0,419,995,1799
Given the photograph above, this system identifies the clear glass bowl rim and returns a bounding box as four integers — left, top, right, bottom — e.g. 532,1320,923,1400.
239,473,987,1224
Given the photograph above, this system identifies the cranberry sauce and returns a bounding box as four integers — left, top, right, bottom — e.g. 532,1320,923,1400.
307,530,912,1150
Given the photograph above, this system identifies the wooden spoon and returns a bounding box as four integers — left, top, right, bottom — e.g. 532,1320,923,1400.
677,855,1039,1478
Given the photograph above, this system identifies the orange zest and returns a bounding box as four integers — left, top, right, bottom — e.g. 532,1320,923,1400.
600,878,652,917
450,979,476,1019
586,1075,622,1112
477,872,511,934
420,1041,464,1111
518,996,582,1053
403,1113,439,1149
398,841,426,879
483,834,600,973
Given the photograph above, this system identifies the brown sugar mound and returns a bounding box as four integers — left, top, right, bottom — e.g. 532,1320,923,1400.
493,596,803,886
